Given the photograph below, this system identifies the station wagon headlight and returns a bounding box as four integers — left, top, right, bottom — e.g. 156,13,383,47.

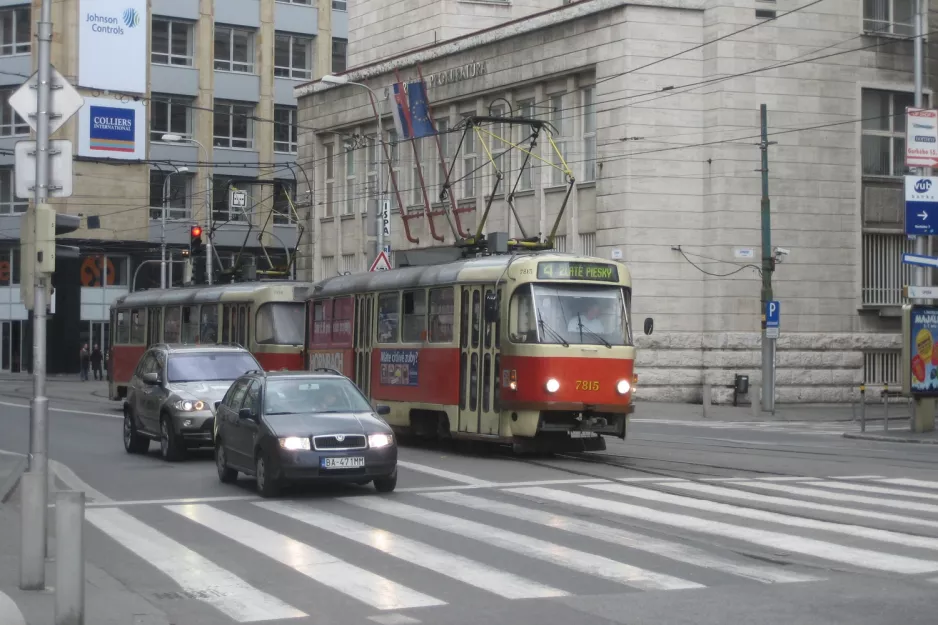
368,433,393,449
545,378,560,393
174,400,205,412
279,437,311,451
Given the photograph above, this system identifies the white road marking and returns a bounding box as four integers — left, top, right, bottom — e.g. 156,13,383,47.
802,480,938,501
49,460,113,504
396,461,493,486
0,589,26,625
655,482,938,550
257,500,567,599
423,491,821,585
0,400,120,419
618,477,686,482
85,507,306,622
87,495,260,508
368,615,422,625
168,504,444,611
827,476,884,480
876,478,938,491
344,497,703,591
518,486,938,575
734,481,938,515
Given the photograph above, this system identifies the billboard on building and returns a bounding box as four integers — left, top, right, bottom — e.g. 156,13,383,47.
77,98,146,161
78,0,148,94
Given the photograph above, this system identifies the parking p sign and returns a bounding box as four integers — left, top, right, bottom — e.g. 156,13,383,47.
765,301,780,338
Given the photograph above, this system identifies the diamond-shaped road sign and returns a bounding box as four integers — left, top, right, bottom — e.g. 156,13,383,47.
8,66,84,135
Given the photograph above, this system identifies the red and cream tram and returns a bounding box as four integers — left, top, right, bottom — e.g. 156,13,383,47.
306,253,651,452
108,281,313,401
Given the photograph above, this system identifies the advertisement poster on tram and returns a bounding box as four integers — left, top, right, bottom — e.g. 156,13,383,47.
909,306,938,395
379,350,419,386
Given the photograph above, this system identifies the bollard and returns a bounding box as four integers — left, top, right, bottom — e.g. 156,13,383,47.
702,384,711,419
860,385,866,433
751,385,761,418
55,491,85,625
19,471,45,590
884,384,890,432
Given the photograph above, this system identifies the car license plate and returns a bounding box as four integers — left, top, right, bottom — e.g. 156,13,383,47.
322,456,365,469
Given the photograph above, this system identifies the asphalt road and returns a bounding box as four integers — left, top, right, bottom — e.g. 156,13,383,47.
2,380,938,625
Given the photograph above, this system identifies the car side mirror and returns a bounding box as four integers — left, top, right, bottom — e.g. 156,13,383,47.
484,291,499,324
142,372,160,385
643,317,654,336
375,404,391,416
214,400,222,411
239,407,254,420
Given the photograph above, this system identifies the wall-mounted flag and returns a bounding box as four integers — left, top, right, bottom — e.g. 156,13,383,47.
391,82,413,139
407,81,435,139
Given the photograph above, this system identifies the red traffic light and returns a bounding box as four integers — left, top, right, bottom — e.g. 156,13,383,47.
190,225,203,237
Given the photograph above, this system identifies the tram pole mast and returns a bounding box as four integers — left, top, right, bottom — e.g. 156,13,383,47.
759,104,776,414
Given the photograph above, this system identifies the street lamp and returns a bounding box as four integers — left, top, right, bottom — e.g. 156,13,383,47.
161,165,189,289
161,133,214,284
319,74,388,257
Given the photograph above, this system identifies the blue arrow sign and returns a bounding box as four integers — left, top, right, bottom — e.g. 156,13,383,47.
905,176,938,235
766,301,780,328
902,253,938,269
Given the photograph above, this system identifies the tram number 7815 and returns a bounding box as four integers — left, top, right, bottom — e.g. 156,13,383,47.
575,380,600,391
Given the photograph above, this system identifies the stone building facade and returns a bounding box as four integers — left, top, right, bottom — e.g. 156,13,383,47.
296,0,937,403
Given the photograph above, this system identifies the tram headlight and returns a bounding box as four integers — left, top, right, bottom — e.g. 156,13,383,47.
617,379,631,395
545,378,560,393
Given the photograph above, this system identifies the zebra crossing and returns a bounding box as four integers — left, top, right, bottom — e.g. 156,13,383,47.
82,473,938,623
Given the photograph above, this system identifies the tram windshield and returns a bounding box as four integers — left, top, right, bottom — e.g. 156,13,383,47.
255,303,305,345
509,284,632,346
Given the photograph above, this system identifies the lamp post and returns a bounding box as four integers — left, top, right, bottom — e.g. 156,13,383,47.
161,165,189,289
161,134,213,284
320,74,388,258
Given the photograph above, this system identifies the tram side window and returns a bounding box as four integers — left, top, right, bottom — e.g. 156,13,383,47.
402,290,426,343
429,288,454,343
509,285,537,343
116,311,130,344
332,297,353,345
164,307,181,343
130,309,146,344
201,305,218,344
181,306,200,343
310,300,331,345
377,292,399,343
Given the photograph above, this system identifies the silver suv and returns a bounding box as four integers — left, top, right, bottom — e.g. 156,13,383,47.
123,344,261,461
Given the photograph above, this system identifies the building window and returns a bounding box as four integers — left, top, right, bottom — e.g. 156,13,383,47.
274,34,313,80
0,89,27,137
151,19,193,66
324,143,334,218
212,176,248,223
213,101,254,149
340,254,358,274
150,96,191,143
582,87,597,182
862,232,914,306
579,232,596,256
487,106,508,193
214,26,254,73
0,169,25,215
862,89,916,177
367,135,379,216
436,118,450,201
0,7,30,57
80,256,129,287
332,0,348,10
273,181,295,224
864,0,913,36
279,0,312,4
345,143,356,215
516,99,534,190
549,93,568,186
410,139,424,207
149,170,191,221
320,255,336,281
332,38,347,74
461,114,477,199
273,106,297,153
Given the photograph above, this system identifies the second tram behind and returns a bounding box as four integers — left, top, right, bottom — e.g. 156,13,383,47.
306,252,651,452
108,281,312,400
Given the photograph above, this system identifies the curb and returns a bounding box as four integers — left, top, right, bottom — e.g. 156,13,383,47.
842,432,938,444
0,590,26,625
0,456,27,504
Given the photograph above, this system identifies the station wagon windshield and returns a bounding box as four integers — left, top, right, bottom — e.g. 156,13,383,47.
265,378,373,414
166,353,259,383
509,284,632,346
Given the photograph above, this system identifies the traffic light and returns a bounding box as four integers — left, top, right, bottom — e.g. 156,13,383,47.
190,225,203,255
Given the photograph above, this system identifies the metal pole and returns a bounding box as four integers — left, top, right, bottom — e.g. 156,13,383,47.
759,104,775,413
54,491,85,625
353,83,387,257
204,144,213,285
914,0,927,289
860,385,866,432
21,0,53,591
161,176,169,289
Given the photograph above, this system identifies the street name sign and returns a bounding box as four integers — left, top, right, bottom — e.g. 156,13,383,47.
903,253,938,269
905,176,938,235
905,285,938,299
8,66,84,135
369,251,391,272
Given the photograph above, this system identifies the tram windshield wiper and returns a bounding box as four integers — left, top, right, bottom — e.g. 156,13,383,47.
536,311,569,347
575,313,612,348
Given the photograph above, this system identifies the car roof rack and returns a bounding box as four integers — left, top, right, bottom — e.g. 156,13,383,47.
312,367,343,376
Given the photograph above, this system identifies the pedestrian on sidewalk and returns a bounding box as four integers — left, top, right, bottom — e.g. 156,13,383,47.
79,344,90,381
91,343,103,380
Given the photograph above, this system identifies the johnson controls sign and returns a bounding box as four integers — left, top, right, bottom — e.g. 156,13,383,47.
78,0,147,94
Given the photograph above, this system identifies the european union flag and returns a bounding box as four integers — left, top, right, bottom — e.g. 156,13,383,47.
406,81,435,139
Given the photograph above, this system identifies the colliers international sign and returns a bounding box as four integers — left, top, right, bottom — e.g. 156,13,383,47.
78,0,148,94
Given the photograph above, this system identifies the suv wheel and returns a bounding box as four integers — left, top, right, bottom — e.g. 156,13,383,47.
255,450,281,498
374,470,397,493
215,442,238,483
160,415,184,462
123,407,149,454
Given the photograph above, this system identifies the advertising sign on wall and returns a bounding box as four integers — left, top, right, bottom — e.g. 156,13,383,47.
379,350,419,386
909,306,938,396
78,0,148,94
77,98,146,160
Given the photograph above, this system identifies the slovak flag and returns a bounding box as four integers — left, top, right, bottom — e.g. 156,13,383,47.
391,82,413,140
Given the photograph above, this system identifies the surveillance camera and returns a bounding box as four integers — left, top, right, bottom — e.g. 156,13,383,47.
775,247,790,256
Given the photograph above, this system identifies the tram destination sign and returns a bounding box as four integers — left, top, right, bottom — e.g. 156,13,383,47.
536,261,619,282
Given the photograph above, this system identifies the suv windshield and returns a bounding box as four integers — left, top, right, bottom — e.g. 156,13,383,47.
509,283,632,346
166,352,260,383
264,378,373,414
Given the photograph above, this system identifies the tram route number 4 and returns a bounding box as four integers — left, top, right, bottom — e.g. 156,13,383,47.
370,251,392,272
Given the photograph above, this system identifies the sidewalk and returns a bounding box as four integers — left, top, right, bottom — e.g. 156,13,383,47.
842,429,938,444
634,400,867,423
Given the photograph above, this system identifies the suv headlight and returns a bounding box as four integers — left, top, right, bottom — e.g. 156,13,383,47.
173,399,205,412
279,437,311,451
368,433,393,449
